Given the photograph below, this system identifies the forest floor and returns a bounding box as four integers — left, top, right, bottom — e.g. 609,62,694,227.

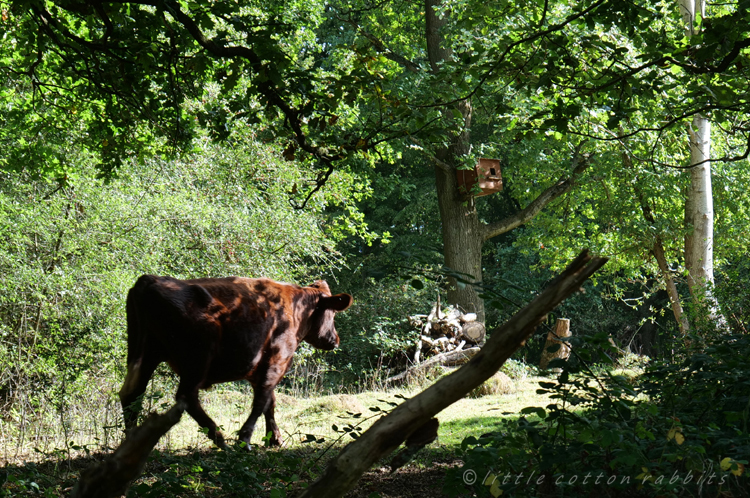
1,374,556,497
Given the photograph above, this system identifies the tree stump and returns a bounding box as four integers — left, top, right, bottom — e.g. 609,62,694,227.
460,321,486,344
539,318,571,372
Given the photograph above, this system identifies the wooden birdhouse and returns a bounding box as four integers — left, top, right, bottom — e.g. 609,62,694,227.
457,158,503,198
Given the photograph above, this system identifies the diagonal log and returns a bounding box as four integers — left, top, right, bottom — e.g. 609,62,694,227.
72,401,186,498
297,250,607,498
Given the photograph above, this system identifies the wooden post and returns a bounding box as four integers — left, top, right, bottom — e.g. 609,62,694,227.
539,318,571,371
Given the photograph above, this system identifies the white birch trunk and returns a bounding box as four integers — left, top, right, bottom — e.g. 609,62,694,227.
686,115,714,293
677,0,699,37
678,0,726,327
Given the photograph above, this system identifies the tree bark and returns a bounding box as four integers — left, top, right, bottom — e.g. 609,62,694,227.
539,318,571,370
652,238,690,334
435,161,486,319
685,114,715,296
72,402,186,498
426,0,485,319
296,251,607,498
678,0,725,327
425,0,589,321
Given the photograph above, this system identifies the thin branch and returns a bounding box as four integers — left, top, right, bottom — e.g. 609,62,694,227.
340,20,419,73
290,162,336,210
407,137,452,172
592,120,750,169
422,0,612,108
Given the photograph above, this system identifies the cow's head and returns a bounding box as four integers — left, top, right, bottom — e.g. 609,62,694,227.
304,280,352,350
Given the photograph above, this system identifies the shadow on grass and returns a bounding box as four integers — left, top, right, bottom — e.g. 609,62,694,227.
2,440,465,498
1,411,529,498
1,443,331,498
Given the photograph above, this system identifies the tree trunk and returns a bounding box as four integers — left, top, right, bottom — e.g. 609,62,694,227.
685,114,715,296
539,318,571,371
435,163,485,320
426,0,485,320
678,0,725,327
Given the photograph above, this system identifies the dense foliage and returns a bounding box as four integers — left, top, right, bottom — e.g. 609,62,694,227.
0,134,355,422
447,332,750,497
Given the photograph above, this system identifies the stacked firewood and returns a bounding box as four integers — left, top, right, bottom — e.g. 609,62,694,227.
408,299,486,365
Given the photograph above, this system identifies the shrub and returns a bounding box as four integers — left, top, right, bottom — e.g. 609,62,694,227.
445,331,750,497
0,136,354,454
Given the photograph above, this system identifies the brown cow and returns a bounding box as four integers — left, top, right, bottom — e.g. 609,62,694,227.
118,275,352,448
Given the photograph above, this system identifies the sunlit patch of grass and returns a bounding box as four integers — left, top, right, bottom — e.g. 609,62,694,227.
1,370,564,468
0,370,578,497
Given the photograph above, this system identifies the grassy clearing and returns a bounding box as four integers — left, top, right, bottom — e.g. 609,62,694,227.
1,371,555,465
0,372,557,496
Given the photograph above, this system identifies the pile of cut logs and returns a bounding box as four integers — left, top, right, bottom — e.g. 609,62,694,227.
386,299,487,384
408,299,486,364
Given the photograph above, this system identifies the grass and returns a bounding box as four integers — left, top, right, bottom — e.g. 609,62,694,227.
0,371,558,497
130,374,556,454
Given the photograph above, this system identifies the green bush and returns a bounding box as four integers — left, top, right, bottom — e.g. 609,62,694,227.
446,332,750,497
0,136,351,442
326,275,441,390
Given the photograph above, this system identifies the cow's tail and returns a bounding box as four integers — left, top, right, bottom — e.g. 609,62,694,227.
119,275,155,401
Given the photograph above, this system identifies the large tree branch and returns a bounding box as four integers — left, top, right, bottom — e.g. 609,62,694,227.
72,401,186,498
297,250,608,498
481,150,589,241
338,19,419,73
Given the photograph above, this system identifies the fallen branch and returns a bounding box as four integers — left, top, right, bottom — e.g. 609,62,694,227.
72,401,186,498
297,250,607,498
386,347,481,384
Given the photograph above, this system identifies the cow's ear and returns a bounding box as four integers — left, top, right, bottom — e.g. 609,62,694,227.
319,293,353,312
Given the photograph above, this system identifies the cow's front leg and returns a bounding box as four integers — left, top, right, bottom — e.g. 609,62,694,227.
263,391,282,446
241,359,289,449
238,385,277,448
176,372,227,449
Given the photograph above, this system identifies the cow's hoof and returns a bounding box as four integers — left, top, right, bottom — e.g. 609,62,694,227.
213,432,229,450
236,439,253,451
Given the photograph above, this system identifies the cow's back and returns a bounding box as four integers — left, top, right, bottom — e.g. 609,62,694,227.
187,277,307,384
125,276,300,385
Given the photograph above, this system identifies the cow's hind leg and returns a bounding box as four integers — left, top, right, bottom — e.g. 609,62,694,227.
176,371,227,449
119,355,160,431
